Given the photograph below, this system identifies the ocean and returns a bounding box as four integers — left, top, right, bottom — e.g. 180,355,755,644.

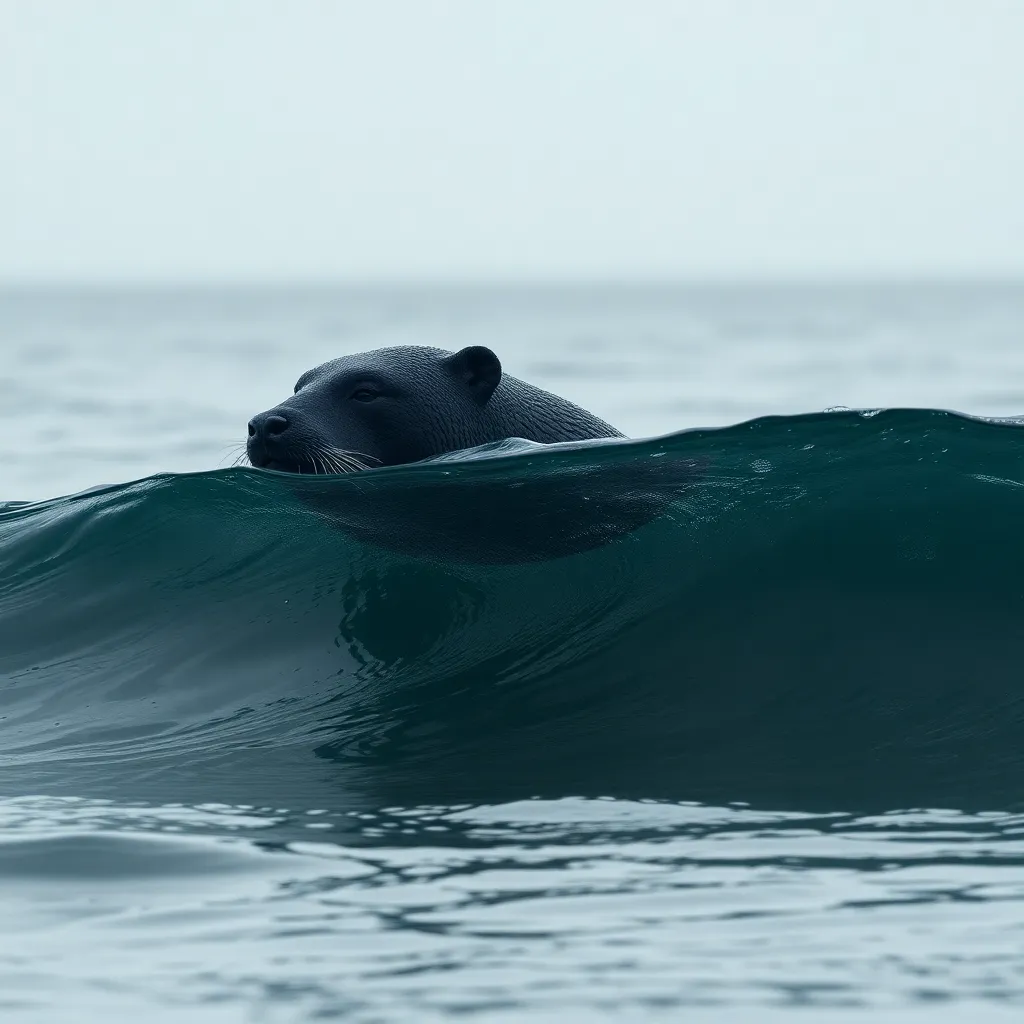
2,283,1024,1022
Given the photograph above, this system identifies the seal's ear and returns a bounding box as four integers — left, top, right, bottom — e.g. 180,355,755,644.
445,346,502,405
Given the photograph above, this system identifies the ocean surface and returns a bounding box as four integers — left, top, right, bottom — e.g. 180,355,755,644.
3,283,1024,1022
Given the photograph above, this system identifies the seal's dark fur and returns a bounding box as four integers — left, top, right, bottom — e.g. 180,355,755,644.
247,345,622,472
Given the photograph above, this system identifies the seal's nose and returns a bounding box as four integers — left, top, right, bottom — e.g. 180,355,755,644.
248,412,290,443
246,411,294,467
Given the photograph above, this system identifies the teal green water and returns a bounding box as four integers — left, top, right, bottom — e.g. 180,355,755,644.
3,286,1024,1021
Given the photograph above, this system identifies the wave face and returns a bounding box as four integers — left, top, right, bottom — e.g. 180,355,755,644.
3,408,1024,815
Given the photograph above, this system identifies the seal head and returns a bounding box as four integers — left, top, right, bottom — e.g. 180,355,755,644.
246,345,623,473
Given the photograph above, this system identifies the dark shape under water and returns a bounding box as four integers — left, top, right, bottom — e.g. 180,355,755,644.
290,436,704,564
2,409,1024,815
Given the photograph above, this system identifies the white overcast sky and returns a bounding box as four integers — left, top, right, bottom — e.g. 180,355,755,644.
1,0,1022,281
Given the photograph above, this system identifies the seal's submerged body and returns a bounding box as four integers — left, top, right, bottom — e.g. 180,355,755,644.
247,345,622,473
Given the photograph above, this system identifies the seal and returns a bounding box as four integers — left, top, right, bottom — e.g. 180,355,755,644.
242,344,698,564
246,345,623,473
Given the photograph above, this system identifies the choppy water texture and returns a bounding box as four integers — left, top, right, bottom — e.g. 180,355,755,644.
3,284,1024,1022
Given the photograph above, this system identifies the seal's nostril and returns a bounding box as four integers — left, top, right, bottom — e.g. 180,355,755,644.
249,413,290,442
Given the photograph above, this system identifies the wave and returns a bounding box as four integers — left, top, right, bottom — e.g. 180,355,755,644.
3,408,1024,813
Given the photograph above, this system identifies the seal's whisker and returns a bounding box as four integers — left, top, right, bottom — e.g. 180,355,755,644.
317,449,344,471
322,446,374,472
320,451,342,475
305,443,364,475
344,450,380,468
282,440,378,476
306,447,326,475
338,449,382,465
219,443,249,468
319,448,345,476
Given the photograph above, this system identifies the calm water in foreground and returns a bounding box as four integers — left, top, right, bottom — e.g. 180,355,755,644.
2,284,1024,1022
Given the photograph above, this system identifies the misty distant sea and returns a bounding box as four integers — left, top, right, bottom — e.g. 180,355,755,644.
3,282,1024,1023
4,283,1023,501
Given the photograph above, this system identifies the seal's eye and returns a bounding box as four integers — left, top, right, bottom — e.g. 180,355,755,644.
351,386,380,403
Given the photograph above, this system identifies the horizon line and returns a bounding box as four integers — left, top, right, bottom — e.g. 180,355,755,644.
2,273,1024,292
